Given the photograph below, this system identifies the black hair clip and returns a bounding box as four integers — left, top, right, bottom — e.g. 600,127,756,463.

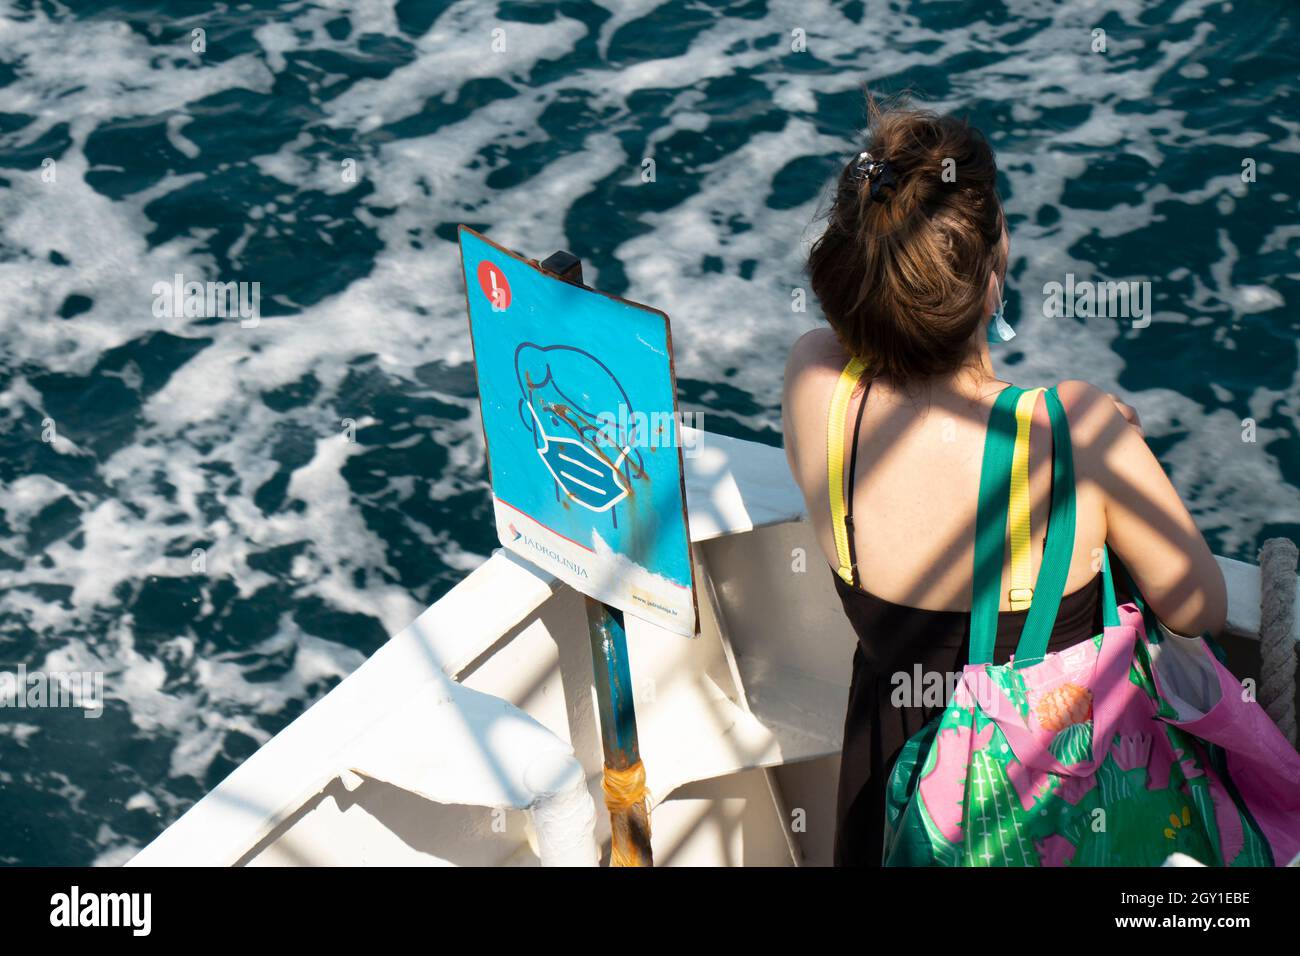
852,151,898,203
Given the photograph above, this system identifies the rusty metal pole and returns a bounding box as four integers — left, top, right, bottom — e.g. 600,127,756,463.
585,599,653,866
539,251,653,867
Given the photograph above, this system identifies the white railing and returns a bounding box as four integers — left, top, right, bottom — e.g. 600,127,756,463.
130,427,1297,866
128,551,596,867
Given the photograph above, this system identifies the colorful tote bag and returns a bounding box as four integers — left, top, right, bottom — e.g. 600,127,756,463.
882,385,1300,867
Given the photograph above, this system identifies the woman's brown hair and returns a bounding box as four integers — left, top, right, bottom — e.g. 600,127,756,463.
808,95,1005,388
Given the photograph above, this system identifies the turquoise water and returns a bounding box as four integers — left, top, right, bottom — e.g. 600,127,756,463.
0,0,1296,865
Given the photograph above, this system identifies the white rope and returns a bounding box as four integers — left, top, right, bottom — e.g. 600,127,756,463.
1258,538,1298,747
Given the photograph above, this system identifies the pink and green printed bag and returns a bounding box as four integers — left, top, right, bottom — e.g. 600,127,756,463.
882,386,1300,867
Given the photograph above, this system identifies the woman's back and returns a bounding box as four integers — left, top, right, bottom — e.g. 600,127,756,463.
783,327,1108,620
784,327,1228,640
784,99,1226,865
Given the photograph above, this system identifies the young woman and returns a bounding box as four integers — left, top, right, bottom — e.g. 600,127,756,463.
781,102,1228,866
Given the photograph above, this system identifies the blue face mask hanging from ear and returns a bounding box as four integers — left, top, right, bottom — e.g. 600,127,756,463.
987,273,1016,343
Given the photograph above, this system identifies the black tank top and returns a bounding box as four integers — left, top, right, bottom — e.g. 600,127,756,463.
828,376,1124,866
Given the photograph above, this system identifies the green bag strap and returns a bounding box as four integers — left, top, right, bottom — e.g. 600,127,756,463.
1012,388,1123,663
1003,390,1138,665
1009,387,1076,666
972,386,1125,669
1100,545,1120,628
969,385,1025,666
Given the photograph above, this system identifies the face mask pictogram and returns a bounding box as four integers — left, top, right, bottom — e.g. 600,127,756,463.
528,401,632,512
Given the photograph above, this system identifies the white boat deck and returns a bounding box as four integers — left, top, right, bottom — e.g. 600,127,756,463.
130,426,1299,867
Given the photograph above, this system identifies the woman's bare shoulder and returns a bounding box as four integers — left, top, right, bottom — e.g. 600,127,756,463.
1050,379,1128,456
1045,378,1158,514
784,328,850,397
781,328,849,484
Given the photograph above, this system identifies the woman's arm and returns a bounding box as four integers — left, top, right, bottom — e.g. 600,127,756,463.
1059,380,1228,637
781,328,842,488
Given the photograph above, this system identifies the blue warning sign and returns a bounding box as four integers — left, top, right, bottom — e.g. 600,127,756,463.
458,227,697,636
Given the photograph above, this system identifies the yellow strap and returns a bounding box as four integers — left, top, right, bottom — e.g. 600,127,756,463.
827,355,869,584
1007,387,1045,610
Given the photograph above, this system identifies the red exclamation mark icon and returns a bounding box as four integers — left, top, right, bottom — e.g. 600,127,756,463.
477,260,511,312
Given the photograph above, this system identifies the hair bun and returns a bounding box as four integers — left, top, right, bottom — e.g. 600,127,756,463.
810,96,1006,389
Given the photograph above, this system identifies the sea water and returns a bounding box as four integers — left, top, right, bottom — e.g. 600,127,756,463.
0,0,1295,865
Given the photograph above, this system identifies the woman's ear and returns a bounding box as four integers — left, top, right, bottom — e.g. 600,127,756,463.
985,225,1009,316
984,268,1001,317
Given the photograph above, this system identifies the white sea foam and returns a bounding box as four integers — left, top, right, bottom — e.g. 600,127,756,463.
0,0,1294,863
